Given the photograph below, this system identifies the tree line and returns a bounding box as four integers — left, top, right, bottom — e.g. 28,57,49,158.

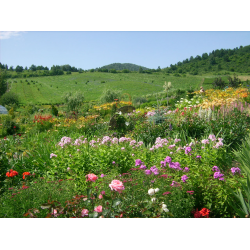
163,45,250,75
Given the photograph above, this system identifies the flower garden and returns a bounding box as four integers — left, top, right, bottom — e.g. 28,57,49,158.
1,85,250,218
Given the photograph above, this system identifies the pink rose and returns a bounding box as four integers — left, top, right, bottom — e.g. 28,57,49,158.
99,194,103,199
94,205,102,213
109,180,125,193
86,174,98,182
81,209,89,217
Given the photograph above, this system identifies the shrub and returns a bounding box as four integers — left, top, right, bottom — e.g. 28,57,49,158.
51,105,58,116
1,115,20,136
63,91,84,112
0,92,19,106
100,89,121,104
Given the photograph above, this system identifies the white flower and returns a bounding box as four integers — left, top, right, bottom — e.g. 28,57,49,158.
151,197,157,203
125,122,129,126
155,188,160,193
161,202,169,212
162,204,167,209
148,188,155,196
117,111,122,115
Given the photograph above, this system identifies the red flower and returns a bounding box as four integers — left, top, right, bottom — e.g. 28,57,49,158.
22,172,31,179
6,169,18,177
13,126,16,129
193,209,202,218
199,208,210,217
163,191,171,195
187,191,194,195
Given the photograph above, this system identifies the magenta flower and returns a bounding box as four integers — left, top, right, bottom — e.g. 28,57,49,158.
183,167,190,172
185,147,192,155
145,170,152,175
100,174,106,178
181,175,188,183
231,167,241,175
196,155,202,159
140,165,147,170
212,166,220,172
135,159,142,166
165,156,172,163
112,161,116,164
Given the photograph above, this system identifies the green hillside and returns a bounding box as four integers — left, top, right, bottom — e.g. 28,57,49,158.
163,45,250,75
8,72,203,105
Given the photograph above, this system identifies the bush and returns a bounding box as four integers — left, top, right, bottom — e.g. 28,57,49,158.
63,92,84,112
51,105,58,116
133,96,147,106
1,115,20,136
100,89,121,104
0,92,19,106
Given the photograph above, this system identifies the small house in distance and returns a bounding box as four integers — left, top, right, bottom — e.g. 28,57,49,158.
0,105,8,114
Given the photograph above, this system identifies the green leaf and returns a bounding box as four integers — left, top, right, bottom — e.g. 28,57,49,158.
87,188,92,199
112,198,122,207
89,212,99,218
103,195,111,200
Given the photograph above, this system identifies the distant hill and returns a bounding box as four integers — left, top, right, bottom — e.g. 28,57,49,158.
98,63,150,71
163,45,250,75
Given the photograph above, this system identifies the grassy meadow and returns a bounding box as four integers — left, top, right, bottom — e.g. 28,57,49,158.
9,72,205,105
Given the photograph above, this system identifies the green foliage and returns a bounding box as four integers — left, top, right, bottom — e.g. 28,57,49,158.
63,91,84,112
0,71,8,97
51,105,58,116
0,92,19,106
100,89,121,104
1,115,20,136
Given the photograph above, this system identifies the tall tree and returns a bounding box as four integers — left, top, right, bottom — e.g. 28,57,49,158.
0,70,7,97
15,65,23,72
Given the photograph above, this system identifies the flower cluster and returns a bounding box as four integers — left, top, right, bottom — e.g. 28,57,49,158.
6,169,18,177
231,167,241,175
193,208,210,218
211,166,224,181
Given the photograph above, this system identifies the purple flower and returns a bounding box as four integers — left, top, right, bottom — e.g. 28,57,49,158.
212,166,220,172
196,155,202,159
170,181,178,187
135,159,142,166
181,175,188,183
231,167,241,175
185,147,192,155
112,161,116,164
183,167,190,172
160,161,166,168
165,156,172,164
214,172,224,180
140,165,147,170
150,166,159,175
100,174,106,178
145,170,152,175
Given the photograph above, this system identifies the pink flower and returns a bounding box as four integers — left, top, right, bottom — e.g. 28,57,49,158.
50,153,57,158
101,191,105,195
94,206,102,213
109,180,125,193
81,209,89,217
99,194,103,199
86,174,98,182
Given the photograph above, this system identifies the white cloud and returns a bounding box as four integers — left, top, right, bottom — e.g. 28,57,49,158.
0,31,24,40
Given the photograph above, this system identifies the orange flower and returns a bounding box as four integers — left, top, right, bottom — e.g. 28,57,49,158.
6,169,18,177
22,172,31,180
199,208,210,217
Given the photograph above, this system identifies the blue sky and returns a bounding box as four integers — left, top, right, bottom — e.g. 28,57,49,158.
1,31,250,70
